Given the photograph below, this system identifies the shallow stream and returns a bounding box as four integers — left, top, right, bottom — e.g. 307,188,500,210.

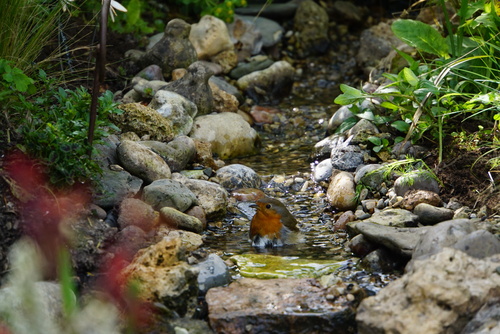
202,60,400,290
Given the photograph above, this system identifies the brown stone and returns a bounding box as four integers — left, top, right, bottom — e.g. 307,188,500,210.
206,277,356,334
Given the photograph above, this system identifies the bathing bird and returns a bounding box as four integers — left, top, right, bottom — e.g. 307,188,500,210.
249,197,300,248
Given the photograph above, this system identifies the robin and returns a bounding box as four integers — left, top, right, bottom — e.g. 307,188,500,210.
249,197,300,248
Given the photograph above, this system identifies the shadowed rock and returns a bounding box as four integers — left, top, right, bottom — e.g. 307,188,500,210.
161,61,214,115
139,19,197,79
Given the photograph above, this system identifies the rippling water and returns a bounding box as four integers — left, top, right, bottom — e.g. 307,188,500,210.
201,62,400,288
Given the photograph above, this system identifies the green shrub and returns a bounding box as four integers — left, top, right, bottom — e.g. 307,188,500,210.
334,0,500,162
1,60,122,187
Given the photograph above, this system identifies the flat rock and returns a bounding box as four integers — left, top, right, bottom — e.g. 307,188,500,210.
357,208,419,228
353,222,431,257
206,277,356,334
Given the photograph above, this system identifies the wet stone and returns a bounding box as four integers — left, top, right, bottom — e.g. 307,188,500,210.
196,253,231,294
206,277,357,334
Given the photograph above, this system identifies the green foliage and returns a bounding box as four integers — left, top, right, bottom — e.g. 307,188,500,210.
334,0,500,162
0,61,122,187
367,136,390,153
392,19,450,58
107,0,162,35
20,85,122,186
174,0,248,23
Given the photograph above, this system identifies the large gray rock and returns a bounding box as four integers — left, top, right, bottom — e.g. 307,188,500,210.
216,164,262,191
356,248,500,334
117,140,171,183
141,136,196,172
393,170,440,196
236,60,295,104
410,219,500,266
142,179,198,212
189,113,260,159
196,253,231,294
93,168,143,208
293,0,329,57
413,203,454,225
356,21,404,69
160,61,214,115
148,90,198,136
411,219,477,262
331,144,365,172
352,222,430,257
359,208,419,228
138,18,197,79
354,164,385,190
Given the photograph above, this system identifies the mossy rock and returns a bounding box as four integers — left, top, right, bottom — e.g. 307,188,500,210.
111,103,175,142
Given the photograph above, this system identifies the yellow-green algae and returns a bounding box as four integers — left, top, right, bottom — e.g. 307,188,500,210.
230,254,348,279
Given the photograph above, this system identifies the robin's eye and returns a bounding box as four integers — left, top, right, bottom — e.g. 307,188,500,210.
266,204,272,209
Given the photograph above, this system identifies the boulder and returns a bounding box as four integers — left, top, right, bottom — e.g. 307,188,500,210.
216,164,262,191
357,248,500,334
117,140,171,183
148,90,198,136
123,236,200,317
138,18,197,79
236,60,295,104
110,103,175,142
293,0,329,57
140,136,196,172
189,15,234,60
189,113,260,159
160,61,214,115
142,179,198,212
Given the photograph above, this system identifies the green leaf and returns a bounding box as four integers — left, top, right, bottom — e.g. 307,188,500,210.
334,84,364,105
391,120,411,133
402,67,419,87
392,19,450,58
367,136,382,145
335,116,357,134
380,101,399,110
126,0,141,26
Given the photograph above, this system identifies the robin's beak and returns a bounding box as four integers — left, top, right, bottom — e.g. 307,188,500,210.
250,203,258,209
